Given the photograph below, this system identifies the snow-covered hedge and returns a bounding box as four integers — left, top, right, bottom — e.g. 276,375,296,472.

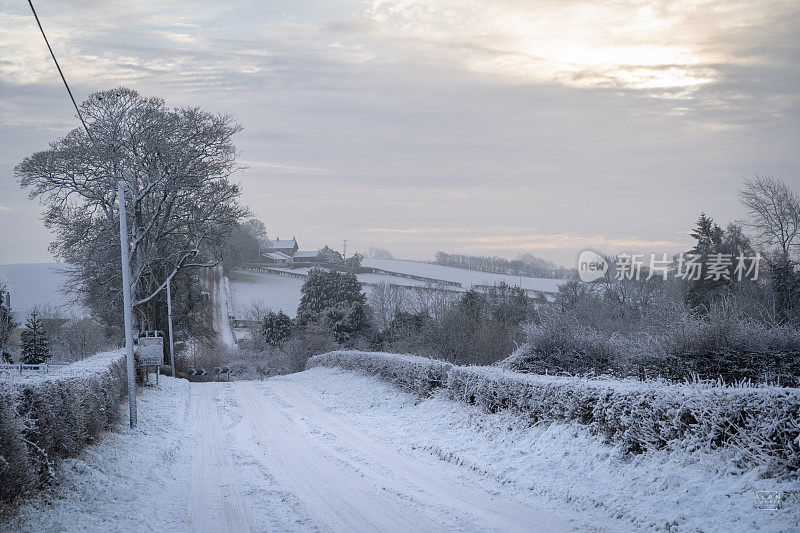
309,351,800,478
308,350,452,395
0,350,127,504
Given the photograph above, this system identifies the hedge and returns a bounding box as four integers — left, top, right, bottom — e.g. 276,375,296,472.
309,350,800,479
0,350,127,505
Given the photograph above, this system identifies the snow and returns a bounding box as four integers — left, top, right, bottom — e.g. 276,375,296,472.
228,270,305,318
362,259,565,292
281,368,800,532
262,251,292,261
267,238,297,249
5,367,797,531
293,250,320,258
0,263,87,321
3,376,193,532
226,258,567,323
0,349,124,384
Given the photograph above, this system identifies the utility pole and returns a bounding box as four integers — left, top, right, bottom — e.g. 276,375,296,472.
342,239,348,262
167,278,176,378
118,180,137,428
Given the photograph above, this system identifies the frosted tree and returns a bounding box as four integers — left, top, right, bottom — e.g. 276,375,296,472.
262,311,294,346
739,175,800,260
297,268,366,320
16,88,247,337
297,268,368,341
20,311,50,364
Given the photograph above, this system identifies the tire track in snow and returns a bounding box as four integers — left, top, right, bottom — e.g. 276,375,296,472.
189,384,251,532
265,379,569,533
235,381,437,532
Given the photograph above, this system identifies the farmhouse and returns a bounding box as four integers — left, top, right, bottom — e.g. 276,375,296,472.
260,237,322,264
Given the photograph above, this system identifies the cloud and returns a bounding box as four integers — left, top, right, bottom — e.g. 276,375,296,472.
0,0,797,265
240,160,330,175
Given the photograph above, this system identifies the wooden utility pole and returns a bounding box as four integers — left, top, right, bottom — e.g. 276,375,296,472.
118,180,137,428
167,278,176,378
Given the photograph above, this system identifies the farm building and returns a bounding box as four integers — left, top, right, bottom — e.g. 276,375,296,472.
260,237,321,264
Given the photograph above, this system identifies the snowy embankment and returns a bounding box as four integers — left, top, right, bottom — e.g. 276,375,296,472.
309,351,800,480
0,350,127,505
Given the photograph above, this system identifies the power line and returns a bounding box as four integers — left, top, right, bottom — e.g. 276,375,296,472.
27,0,95,144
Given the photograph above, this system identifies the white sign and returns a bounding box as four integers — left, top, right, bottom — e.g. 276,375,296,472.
137,337,164,366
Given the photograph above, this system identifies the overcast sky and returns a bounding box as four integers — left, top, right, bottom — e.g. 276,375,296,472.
0,0,798,266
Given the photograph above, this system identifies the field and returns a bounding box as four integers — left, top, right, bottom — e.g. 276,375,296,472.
228,270,306,318
228,260,567,320
362,259,565,293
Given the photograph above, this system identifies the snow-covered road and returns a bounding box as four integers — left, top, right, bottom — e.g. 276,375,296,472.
192,379,567,532
7,367,796,532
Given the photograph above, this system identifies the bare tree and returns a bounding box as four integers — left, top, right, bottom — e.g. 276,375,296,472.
59,318,113,361
365,247,394,260
368,282,406,331
739,175,800,259
16,88,247,336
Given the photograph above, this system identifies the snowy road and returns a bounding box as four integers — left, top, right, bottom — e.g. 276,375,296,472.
6,368,796,532
192,379,568,532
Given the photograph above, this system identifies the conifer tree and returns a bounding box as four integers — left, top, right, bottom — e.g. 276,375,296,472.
20,311,50,364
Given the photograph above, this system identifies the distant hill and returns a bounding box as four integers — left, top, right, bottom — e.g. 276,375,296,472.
0,263,87,321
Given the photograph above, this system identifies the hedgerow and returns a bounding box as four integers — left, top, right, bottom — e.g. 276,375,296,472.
0,350,127,505
309,350,800,479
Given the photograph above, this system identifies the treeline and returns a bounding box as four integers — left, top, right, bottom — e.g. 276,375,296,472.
434,251,570,279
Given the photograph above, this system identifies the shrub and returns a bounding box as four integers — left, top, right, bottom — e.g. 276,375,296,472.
308,350,451,395
0,350,127,505
262,311,294,346
309,350,800,479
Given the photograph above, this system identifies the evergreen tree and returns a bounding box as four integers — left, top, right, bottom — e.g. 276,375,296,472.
20,311,50,364
320,246,344,264
262,310,294,346
323,303,369,343
686,213,729,309
297,268,368,341
344,252,363,268
297,269,366,320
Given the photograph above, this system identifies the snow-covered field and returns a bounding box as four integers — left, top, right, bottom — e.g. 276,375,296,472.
0,263,86,321
4,367,797,532
227,259,566,321
228,270,305,317
362,259,566,292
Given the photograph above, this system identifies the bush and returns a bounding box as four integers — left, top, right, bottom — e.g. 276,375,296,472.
309,350,800,479
308,350,452,395
0,350,127,505
262,311,294,346
506,295,800,385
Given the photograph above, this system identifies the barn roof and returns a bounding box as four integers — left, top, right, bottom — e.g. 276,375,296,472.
267,238,297,249
293,250,320,258
262,251,293,260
